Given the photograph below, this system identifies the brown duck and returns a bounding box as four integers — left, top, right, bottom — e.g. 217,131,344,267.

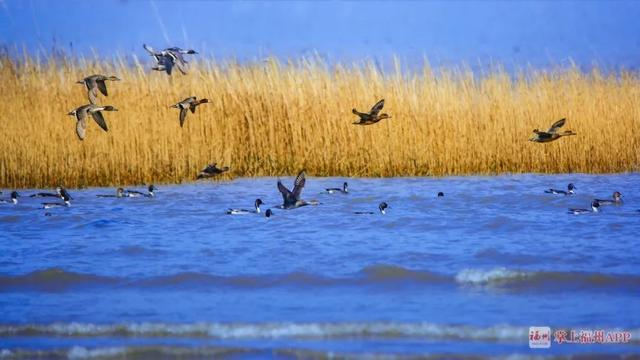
352,99,391,125
170,97,209,127
529,118,576,143
77,75,120,104
67,104,118,140
197,163,230,179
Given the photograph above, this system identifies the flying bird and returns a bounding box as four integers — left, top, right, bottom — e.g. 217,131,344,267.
170,97,209,127
67,104,118,140
529,118,576,143
76,74,120,104
197,163,230,179
352,99,391,125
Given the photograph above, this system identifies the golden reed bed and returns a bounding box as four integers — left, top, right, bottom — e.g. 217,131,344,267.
0,55,639,188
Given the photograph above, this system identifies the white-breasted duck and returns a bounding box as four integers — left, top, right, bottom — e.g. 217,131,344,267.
125,185,157,198
529,118,576,143
76,74,120,104
226,199,264,215
352,99,391,125
68,104,117,140
545,183,575,195
355,202,389,215
0,191,20,204
568,200,600,215
170,97,209,127
325,182,348,194
96,188,129,198
42,192,71,209
595,191,623,205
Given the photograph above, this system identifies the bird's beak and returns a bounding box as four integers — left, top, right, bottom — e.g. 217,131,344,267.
67,111,75,116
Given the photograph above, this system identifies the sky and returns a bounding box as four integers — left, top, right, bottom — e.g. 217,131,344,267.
1,1,639,70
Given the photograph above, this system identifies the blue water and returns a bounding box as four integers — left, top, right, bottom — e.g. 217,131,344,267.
1,174,639,359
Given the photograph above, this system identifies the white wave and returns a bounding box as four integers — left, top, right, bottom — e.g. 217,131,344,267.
454,267,529,285
68,346,126,359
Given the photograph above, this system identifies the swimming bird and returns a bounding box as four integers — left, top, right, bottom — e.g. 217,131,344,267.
76,75,120,104
42,192,71,209
352,99,391,125
226,199,264,215
197,163,230,179
324,182,348,194
67,104,118,140
170,97,209,127
265,209,273,218
595,191,623,205
96,188,128,198
529,118,576,143
277,170,319,209
125,185,157,198
437,192,445,197
568,200,600,215
545,183,576,195
30,186,64,198
0,191,20,204
355,202,389,215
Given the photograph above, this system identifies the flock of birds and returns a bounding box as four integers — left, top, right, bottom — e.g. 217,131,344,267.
1,44,635,217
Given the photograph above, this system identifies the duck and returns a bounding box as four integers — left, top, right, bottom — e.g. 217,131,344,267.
265,209,273,218
170,97,209,127
42,192,71,209
352,99,391,125
125,185,157,198
68,104,118,140
568,200,600,215
324,182,348,194
595,191,623,205
277,170,319,209
437,192,445,197
529,118,576,143
355,202,389,215
197,163,230,179
76,75,120,104
0,191,20,204
143,44,196,75
545,183,575,195
30,186,64,198
96,187,129,198
226,199,263,215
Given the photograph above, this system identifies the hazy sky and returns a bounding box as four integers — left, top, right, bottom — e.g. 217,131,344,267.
1,1,639,70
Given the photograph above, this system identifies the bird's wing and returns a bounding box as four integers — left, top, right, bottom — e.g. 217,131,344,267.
96,80,108,96
278,180,294,204
547,118,566,134
75,117,87,140
369,99,385,116
91,111,109,132
86,79,98,104
179,108,188,127
292,170,306,200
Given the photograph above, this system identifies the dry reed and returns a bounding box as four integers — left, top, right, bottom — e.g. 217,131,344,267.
0,55,639,188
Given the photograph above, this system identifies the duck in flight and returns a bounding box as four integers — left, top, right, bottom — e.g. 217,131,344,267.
96,188,129,198
143,44,197,75
352,99,391,125
125,185,157,198
568,200,600,215
197,163,229,179
529,118,576,143
595,191,623,205
76,74,120,104
170,97,209,127
355,202,389,215
324,182,348,194
545,183,575,195
42,192,72,209
0,191,20,205
227,199,264,215
277,170,319,209
68,104,117,140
